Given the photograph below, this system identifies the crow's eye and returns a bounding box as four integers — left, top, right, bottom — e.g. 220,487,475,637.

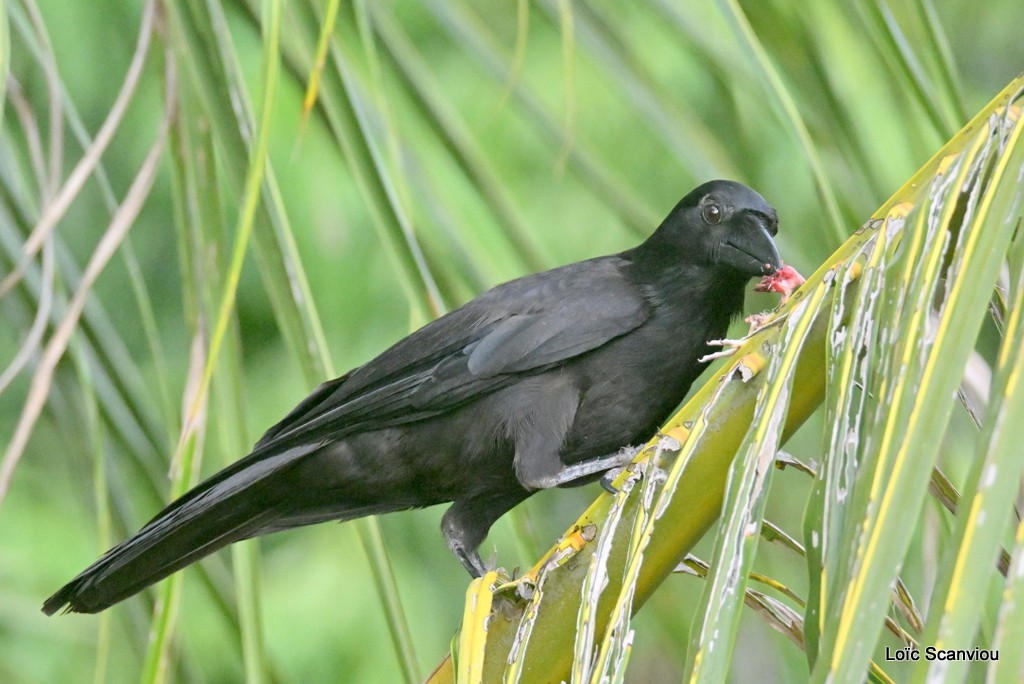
701,202,722,225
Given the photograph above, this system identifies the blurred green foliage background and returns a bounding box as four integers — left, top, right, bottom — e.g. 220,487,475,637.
1,0,1021,682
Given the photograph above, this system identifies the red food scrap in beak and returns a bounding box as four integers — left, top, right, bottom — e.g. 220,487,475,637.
754,263,805,301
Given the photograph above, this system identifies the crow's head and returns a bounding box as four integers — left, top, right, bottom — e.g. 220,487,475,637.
651,180,782,277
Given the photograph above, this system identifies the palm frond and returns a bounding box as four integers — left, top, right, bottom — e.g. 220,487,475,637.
3,1,1023,681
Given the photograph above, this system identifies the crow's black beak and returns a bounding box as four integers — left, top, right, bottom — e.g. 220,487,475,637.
720,221,782,276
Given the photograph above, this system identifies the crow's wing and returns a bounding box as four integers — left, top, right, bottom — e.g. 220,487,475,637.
255,256,649,451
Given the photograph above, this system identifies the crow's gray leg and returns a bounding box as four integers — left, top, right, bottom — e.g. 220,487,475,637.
441,491,530,577
517,450,636,490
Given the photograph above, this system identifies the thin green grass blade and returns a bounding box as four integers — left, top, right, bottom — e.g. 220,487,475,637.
141,334,209,684
352,0,442,318
216,329,266,684
715,0,847,246
369,8,549,274
555,0,742,180
767,6,888,205
858,0,959,139
494,0,529,113
173,0,329,384
139,427,203,684
70,342,113,684
0,0,9,128
119,241,177,443
184,0,279,425
299,0,339,119
355,517,422,683
424,0,660,234
913,0,967,122
553,0,576,171
301,0,443,322
14,0,62,198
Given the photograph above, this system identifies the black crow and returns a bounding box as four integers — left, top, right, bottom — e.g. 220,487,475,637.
43,179,782,615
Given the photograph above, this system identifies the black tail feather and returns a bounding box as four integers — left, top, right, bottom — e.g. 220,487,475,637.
43,490,281,614
43,443,320,615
